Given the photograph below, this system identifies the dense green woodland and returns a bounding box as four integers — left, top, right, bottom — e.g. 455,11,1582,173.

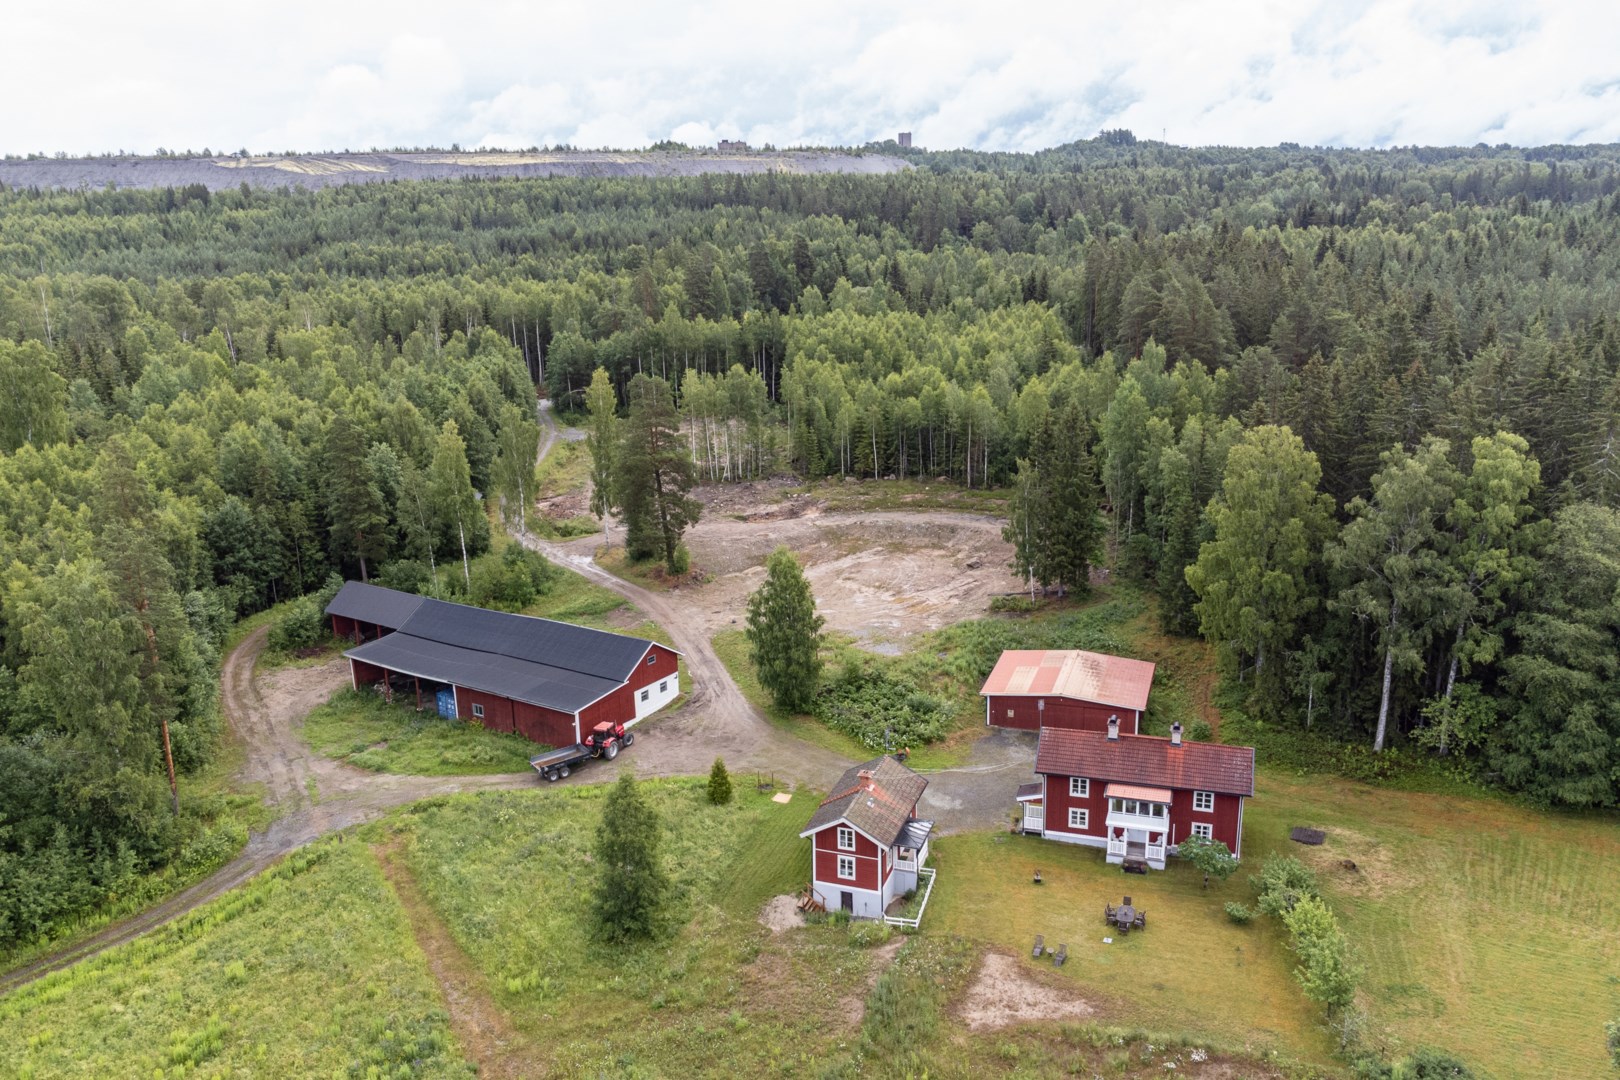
4,137,1620,951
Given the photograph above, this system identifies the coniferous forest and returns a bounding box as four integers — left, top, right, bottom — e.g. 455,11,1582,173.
5,137,1620,947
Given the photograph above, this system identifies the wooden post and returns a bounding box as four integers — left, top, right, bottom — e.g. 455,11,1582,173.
415,677,422,711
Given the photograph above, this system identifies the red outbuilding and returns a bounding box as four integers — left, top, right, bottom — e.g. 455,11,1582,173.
324,581,681,748
980,649,1155,734
1021,718,1254,871
800,756,934,920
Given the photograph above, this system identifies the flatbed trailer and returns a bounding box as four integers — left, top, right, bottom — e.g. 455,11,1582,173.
528,721,636,781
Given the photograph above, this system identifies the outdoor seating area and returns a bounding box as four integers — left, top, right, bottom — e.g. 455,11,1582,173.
1032,935,1067,967
1104,896,1147,934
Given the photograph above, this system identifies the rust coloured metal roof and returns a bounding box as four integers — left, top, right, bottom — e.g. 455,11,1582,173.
1036,728,1255,797
978,650,1156,711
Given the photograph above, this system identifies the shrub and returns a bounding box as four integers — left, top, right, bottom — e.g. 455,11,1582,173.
1186,719,1214,742
669,543,691,576
1253,853,1319,916
707,757,733,805
1224,901,1253,924
1397,1047,1475,1078
268,575,343,652
1282,895,1357,1018
988,595,1039,614
467,545,557,611
813,660,953,749
850,921,893,948
375,558,431,594
1608,1018,1620,1071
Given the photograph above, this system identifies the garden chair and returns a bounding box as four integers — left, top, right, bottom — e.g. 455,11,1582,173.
1032,934,1044,958
1052,944,1068,967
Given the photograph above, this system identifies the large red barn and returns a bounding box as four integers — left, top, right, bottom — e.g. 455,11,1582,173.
980,649,1155,735
325,581,681,747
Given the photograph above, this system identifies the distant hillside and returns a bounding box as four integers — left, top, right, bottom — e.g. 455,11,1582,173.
0,149,911,191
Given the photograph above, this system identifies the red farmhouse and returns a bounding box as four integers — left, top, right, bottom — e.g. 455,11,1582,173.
1021,718,1254,871
800,756,933,920
980,649,1155,734
325,581,681,748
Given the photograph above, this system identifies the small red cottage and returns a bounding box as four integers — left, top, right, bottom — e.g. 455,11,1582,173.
800,756,933,920
980,649,1155,734
324,581,681,748
1022,718,1254,870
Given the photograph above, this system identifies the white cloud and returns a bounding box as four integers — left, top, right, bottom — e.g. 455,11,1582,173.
3,0,1620,155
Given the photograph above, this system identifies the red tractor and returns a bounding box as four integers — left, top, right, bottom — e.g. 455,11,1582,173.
585,720,634,760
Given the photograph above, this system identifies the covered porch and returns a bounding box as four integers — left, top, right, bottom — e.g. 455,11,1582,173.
1104,783,1171,870
1014,781,1044,834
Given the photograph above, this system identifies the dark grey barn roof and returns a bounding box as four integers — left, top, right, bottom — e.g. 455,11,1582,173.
398,598,651,683
326,581,427,630
345,632,623,713
333,583,675,715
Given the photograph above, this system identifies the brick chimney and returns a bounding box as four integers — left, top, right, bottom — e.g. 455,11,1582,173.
1106,715,1119,740
1170,721,1183,746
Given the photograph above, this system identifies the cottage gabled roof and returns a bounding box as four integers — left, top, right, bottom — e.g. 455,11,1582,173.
333,583,678,715
800,756,929,848
979,649,1155,712
326,580,427,631
1035,728,1255,797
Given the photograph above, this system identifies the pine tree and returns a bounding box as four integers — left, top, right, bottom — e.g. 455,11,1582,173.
745,547,825,713
707,757,733,806
592,772,669,943
617,374,701,572
325,412,390,582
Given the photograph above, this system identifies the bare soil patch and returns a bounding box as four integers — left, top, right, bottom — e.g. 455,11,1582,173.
1294,825,1411,897
957,951,1097,1032
759,894,804,934
375,841,536,1079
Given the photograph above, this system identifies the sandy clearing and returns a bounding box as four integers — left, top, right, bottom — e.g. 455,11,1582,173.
759,895,804,934
957,951,1097,1032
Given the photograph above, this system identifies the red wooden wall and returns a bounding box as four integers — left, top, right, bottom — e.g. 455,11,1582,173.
812,826,882,891
988,695,1139,734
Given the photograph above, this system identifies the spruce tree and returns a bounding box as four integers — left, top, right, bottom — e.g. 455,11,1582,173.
592,772,669,943
325,411,390,583
745,547,825,713
707,757,733,806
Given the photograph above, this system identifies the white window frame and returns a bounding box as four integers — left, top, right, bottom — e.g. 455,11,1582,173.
1069,777,1089,798
837,855,857,880
1068,807,1088,830
659,680,668,693
1193,790,1215,813
1190,822,1213,840
1006,708,1015,718
640,688,649,702
470,703,485,719
837,827,856,851
645,653,657,666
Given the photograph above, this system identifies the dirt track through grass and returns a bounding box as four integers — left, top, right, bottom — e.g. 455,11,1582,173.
376,841,535,1079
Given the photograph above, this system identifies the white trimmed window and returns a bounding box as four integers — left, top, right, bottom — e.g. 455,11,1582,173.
837,855,856,880
837,827,856,851
659,680,668,693
470,703,485,719
645,653,656,666
640,689,649,702
1007,709,1015,718
1069,777,1089,798
1190,822,1213,840
1068,808,1089,830
1193,790,1215,813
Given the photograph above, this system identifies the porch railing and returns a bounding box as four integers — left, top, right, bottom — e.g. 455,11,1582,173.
884,867,937,928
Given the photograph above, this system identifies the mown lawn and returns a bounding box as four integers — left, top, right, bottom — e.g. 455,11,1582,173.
0,842,473,1079
1247,773,1620,1079
303,688,541,775
927,831,1334,1066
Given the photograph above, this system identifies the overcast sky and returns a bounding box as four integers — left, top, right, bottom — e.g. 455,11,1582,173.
8,0,1620,156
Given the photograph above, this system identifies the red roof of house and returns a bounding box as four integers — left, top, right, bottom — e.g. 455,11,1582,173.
978,650,1155,711
1035,728,1255,797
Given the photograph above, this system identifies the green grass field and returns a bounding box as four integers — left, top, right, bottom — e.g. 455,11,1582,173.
0,842,473,1079
1246,773,1620,1079
302,688,542,775
929,832,1334,1065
